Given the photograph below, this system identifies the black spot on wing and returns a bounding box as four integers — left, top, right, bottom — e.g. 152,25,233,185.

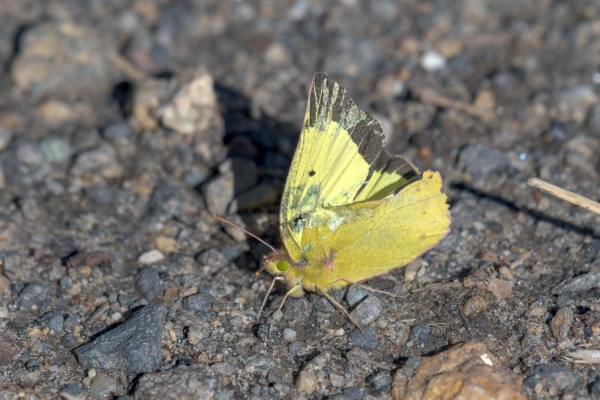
309,170,315,177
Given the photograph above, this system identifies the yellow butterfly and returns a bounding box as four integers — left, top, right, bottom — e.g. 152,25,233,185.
221,73,450,325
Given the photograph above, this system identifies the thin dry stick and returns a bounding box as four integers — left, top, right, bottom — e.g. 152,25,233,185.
509,249,533,270
418,88,496,121
528,177,600,216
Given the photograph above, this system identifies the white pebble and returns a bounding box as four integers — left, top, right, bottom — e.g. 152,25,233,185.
138,249,164,264
283,328,297,341
420,50,447,71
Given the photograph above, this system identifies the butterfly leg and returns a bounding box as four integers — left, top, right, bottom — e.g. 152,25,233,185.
275,284,301,314
257,276,285,320
315,285,363,333
332,276,396,297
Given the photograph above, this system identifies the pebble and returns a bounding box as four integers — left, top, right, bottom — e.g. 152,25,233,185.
196,248,231,275
102,121,133,145
296,370,318,394
349,295,381,325
141,186,186,230
61,383,84,396
368,370,392,390
70,144,121,178
134,267,169,301
10,21,115,100
2,138,50,187
487,279,512,300
243,356,274,376
342,386,368,399
0,336,20,366
283,328,297,341
288,342,302,356
138,249,165,265
409,324,432,346
157,69,218,134
459,144,509,180
202,172,235,216
267,371,282,384
330,373,345,387
310,290,344,313
524,365,579,391
591,381,600,399
154,236,178,254
73,304,167,374
282,297,313,321
38,310,64,333
88,373,118,400
257,323,283,345
468,313,495,336
182,292,213,312
420,50,447,71
39,137,71,163
228,183,279,214
187,325,205,345
551,272,600,295
348,327,379,350
10,282,52,312
550,307,574,340
345,285,370,307
462,295,490,317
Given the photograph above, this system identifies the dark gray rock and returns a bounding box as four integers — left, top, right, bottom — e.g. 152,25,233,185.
282,297,313,321
404,357,421,368
309,289,344,313
135,267,169,301
346,285,369,307
524,364,579,391
367,370,392,390
133,363,223,400
63,313,79,333
459,143,508,179
25,359,40,372
39,310,64,333
196,248,230,274
182,292,213,312
551,272,600,295
342,386,368,399
257,323,283,346
410,324,432,346
73,304,167,374
60,334,80,350
591,380,600,399
287,342,302,356
348,327,379,350
11,282,53,312
349,296,381,325
142,185,186,230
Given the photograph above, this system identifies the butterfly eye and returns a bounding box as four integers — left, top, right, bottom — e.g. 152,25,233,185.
276,260,291,271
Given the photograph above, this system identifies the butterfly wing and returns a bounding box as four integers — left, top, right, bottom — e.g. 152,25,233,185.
295,171,450,288
280,73,418,260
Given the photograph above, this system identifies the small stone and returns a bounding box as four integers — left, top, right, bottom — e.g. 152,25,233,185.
134,267,169,301
487,279,512,300
196,248,230,275
349,296,381,325
39,310,64,333
60,334,80,350
550,307,574,341
296,370,318,394
288,342,302,356
591,381,600,399
73,304,167,374
283,328,297,342
342,387,368,399
202,172,234,216
61,384,84,396
267,371,282,384
11,282,52,312
524,365,579,391
348,327,379,350
70,144,122,178
88,373,118,400
187,325,205,345
282,297,313,321
39,137,71,163
551,272,600,295
468,313,494,336
330,373,344,387
420,50,447,71
346,285,370,307
405,357,421,368
227,183,278,213
409,325,432,346
141,186,186,230
138,249,165,265
133,364,223,399
368,370,392,390
182,293,213,312
462,295,490,317
0,336,20,366
154,236,178,254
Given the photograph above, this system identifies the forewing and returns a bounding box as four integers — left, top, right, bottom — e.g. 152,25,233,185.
280,73,417,256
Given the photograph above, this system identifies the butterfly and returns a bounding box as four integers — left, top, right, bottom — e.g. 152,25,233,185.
220,73,451,326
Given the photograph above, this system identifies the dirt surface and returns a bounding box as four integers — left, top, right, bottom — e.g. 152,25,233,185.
1,1,600,399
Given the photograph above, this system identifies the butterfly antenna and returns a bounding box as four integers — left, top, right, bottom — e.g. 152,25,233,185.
213,214,277,252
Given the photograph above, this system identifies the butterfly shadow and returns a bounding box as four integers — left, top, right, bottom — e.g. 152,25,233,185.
450,182,600,241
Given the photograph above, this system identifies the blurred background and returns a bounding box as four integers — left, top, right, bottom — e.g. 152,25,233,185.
1,1,600,399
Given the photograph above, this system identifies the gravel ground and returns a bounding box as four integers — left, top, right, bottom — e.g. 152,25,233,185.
1,1,600,399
